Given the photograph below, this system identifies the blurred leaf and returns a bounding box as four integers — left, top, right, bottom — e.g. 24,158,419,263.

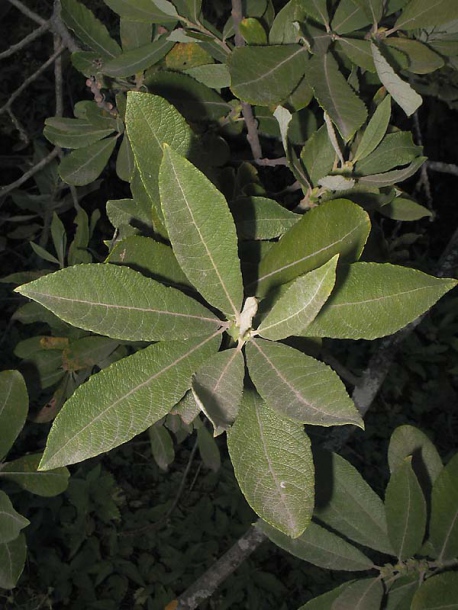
395,0,458,30
103,0,178,23
0,534,27,589
197,425,221,472
298,581,356,609
385,457,427,560
411,572,458,609
259,520,373,571
0,454,69,497
332,578,384,610
429,453,458,561
379,197,432,221
0,370,28,461
148,424,174,471
385,38,444,74
0,491,29,544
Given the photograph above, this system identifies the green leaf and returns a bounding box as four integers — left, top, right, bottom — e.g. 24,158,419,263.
298,582,356,609
230,196,299,240
39,334,220,469
103,0,178,22
256,256,338,340
371,43,422,116
314,449,393,554
239,17,268,44
337,38,376,73
384,38,444,75
356,132,422,175
148,424,174,471
303,0,329,25
359,157,426,187
429,453,458,561
183,63,231,89
228,45,307,106
353,95,392,163
62,336,119,371
15,264,221,342
0,371,28,461
192,348,244,435
0,491,29,544
146,70,231,123
0,534,27,589
269,0,303,44
300,125,336,186
29,242,60,266
354,0,383,23
120,18,151,50
125,91,195,224
395,0,458,30
306,53,368,141
59,136,117,186
116,135,135,182
44,118,116,149
259,520,374,571
197,425,221,472
159,145,243,319
411,572,458,610
385,457,427,560
385,574,419,610
379,197,432,221
62,0,121,58
253,199,370,297
228,391,314,538
106,235,192,288
388,425,443,485
246,339,362,427
332,578,384,610
305,262,457,340
102,38,174,76
172,0,202,22
332,0,372,34
0,454,69,497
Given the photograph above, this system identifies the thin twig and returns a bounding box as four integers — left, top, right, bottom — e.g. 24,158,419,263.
412,112,433,209
6,0,47,25
0,44,65,116
254,157,288,167
427,161,458,178
54,34,64,117
231,0,263,161
0,20,50,59
0,147,60,200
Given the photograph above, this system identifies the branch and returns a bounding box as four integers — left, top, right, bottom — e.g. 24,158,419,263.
6,0,47,25
0,147,60,200
175,526,267,610
231,0,263,161
427,161,458,178
0,21,50,59
0,44,65,116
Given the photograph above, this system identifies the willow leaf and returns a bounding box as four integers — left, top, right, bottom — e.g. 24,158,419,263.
305,262,457,340
0,371,28,461
257,256,338,340
253,199,370,297
15,264,221,342
62,0,121,58
0,492,29,544
39,334,220,470
429,453,458,561
353,95,392,163
160,146,243,319
227,391,314,538
0,535,26,589
59,136,117,186
0,454,70,497
246,339,362,427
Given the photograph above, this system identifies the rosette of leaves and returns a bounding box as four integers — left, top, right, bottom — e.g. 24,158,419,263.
259,425,458,609
0,371,70,589
15,92,456,539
